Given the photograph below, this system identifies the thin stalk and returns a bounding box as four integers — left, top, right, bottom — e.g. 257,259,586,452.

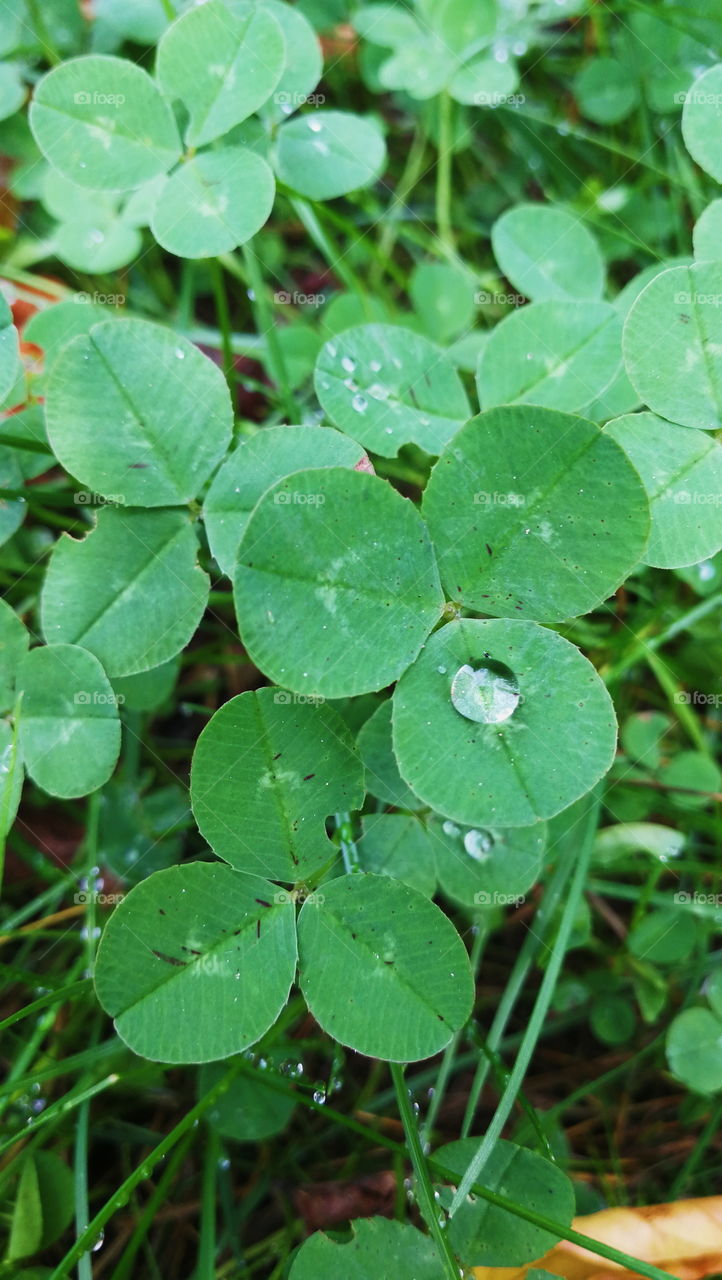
335,812,360,874
435,92,455,252
210,259,235,388
108,1132,195,1280
372,124,427,290
48,1063,242,1280
234,246,298,421
199,1127,220,1278
0,979,90,1035
449,791,601,1214
422,924,487,1145
390,1063,460,1280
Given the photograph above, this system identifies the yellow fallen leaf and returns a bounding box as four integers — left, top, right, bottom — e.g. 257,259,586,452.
471,1197,722,1280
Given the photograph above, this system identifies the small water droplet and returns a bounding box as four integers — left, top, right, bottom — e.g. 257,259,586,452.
464,829,493,861
450,662,520,724
175,347,185,360
352,394,367,413
341,355,356,373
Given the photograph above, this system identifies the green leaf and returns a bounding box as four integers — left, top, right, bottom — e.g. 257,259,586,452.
53,214,141,274
190,688,364,881
314,323,470,457
491,204,605,301
667,1007,722,1094
628,908,696,965
7,1156,42,1261
0,718,23,837
422,405,649,622
409,261,475,343
151,147,275,259
392,619,617,827
200,1058,296,1141
574,57,639,124
24,297,118,366
682,64,722,181
274,111,386,199
378,37,455,100
693,197,722,260
0,292,20,405
0,62,25,121
605,411,722,569
430,816,546,909
203,425,365,577
0,596,28,713
289,1217,443,1279
263,0,322,117
593,822,684,864
157,0,285,147
0,444,25,544
357,813,436,895
29,54,181,190
590,994,636,1045
620,712,671,769
622,262,722,429
99,780,185,883
658,749,722,809
41,508,209,678
94,862,298,1063
234,467,444,698
297,872,474,1060
45,318,232,507
477,301,623,412
437,1137,575,1266
17,643,121,799
356,700,424,810
450,54,519,107
111,658,179,713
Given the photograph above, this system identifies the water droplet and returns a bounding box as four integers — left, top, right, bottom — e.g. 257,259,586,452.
450,662,520,724
352,394,367,413
370,359,382,372
175,347,185,360
92,1231,105,1253
442,819,461,837
341,355,356,373
464,829,493,861
308,117,322,132
312,1083,327,1104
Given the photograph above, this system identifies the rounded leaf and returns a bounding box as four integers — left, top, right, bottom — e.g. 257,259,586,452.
297,873,474,1061
275,110,386,199
94,862,298,1063
151,147,275,258
191,688,364,881
437,1137,575,1266
234,468,444,698
574,57,638,124
0,293,20,405
200,1060,296,1141
623,263,722,429
477,301,623,412
289,1218,442,1280
203,425,365,577
667,1007,722,1094
314,323,470,457
491,203,605,301
41,508,209,678
422,405,650,622
0,596,28,713
357,813,436,896
682,65,722,182
605,411,722,568
157,0,285,147
392,619,617,827
357,700,424,810
693,198,722,260
17,644,121,799
45,319,233,506
430,816,546,908
262,0,322,117
30,55,181,190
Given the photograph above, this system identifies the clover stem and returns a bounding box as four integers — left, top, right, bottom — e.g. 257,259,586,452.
390,1062,461,1280
335,811,360,874
435,92,455,252
235,244,299,421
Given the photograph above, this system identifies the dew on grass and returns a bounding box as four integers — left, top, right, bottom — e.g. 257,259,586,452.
450,662,520,724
